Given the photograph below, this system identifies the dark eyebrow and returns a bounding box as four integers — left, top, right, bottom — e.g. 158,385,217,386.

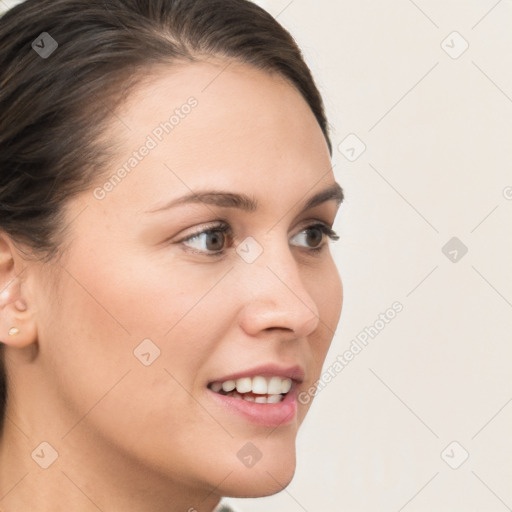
146,182,344,214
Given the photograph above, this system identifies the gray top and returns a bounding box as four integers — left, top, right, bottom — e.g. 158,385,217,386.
214,502,237,512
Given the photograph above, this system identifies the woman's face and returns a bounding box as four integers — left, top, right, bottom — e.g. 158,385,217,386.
25,61,343,504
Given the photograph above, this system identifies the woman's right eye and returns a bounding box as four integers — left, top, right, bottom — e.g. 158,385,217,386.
179,223,233,256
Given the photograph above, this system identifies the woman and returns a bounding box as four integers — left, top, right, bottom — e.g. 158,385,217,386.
0,0,344,510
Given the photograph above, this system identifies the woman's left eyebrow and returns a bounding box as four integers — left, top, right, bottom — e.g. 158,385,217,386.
145,182,344,214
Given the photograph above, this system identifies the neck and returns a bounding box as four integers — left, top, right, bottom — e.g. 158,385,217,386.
0,408,221,512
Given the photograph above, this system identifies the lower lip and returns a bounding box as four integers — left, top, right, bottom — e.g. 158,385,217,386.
208,385,299,427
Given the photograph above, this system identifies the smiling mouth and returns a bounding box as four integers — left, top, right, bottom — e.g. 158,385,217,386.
207,375,293,404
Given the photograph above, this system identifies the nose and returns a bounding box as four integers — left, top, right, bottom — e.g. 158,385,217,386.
236,236,321,339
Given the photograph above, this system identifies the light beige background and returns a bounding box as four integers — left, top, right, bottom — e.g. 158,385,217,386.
1,1,511,511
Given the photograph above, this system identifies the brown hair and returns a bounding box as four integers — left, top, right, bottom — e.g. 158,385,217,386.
0,0,332,431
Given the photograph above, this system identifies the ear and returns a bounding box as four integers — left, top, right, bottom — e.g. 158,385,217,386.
0,232,37,348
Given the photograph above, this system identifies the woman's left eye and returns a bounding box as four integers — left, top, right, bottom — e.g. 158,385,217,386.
178,222,339,257
290,223,339,252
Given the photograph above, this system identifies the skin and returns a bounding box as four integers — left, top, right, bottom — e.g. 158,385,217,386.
0,60,343,512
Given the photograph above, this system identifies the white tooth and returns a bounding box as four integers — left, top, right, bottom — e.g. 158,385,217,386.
267,376,282,394
281,378,292,394
222,380,236,392
252,376,268,395
267,394,283,403
210,382,222,393
243,395,255,402
236,377,252,394
232,391,242,400
255,396,267,404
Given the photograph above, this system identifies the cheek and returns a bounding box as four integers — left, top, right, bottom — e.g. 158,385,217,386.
36,257,233,467
43,247,233,402
57,236,224,339
311,257,343,346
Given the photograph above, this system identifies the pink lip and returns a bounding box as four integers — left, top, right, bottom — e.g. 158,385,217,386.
208,363,305,384
206,363,305,427
208,383,299,427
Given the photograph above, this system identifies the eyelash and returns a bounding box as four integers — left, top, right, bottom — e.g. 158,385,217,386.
177,221,340,258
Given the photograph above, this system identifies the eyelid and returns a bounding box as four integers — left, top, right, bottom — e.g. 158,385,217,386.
295,218,338,236
176,221,232,244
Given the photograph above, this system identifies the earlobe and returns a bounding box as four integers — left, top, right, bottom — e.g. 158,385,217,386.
0,277,36,348
0,234,37,348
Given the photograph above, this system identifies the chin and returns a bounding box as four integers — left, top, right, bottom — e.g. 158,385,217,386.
220,447,297,498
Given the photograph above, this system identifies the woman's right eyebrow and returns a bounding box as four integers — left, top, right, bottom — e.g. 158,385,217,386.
145,182,344,214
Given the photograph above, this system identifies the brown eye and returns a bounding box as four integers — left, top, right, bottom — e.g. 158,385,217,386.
204,230,226,251
179,224,233,256
291,223,338,251
305,227,323,248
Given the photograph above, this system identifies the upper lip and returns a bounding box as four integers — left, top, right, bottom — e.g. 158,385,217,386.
209,364,305,384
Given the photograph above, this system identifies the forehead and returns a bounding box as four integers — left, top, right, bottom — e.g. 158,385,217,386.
93,60,332,216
